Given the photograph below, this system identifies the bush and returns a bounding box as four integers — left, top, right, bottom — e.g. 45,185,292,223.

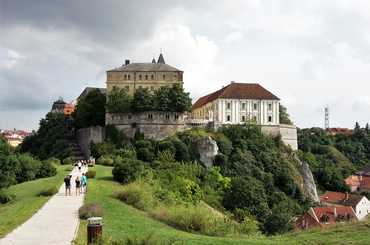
90,142,116,159
116,181,157,211
37,160,57,178
112,158,145,184
86,170,96,179
47,157,61,166
16,154,42,183
0,191,15,204
97,155,114,166
62,157,74,165
78,203,104,219
39,186,58,196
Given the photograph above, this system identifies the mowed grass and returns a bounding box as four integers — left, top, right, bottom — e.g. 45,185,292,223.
75,165,370,245
0,165,70,238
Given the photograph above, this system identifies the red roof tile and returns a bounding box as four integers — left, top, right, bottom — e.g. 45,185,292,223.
312,206,356,225
192,83,280,110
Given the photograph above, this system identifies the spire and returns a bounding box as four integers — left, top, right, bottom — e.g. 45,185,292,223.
151,58,156,63
157,53,165,64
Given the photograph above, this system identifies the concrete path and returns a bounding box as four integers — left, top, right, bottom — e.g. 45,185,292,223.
0,166,87,245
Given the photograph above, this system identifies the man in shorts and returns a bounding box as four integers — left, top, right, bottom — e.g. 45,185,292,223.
64,175,72,196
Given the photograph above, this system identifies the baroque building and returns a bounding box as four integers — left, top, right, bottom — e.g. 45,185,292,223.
106,53,183,95
192,82,280,125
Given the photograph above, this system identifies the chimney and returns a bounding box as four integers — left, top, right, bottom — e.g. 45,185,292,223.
333,207,337,218
125,59,130,65
345,192,349,200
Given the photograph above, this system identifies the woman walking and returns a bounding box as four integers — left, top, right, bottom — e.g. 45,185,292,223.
82,173,88,194
75,176,81,196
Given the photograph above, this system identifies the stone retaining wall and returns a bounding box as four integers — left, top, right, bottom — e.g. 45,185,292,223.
76,126,105,158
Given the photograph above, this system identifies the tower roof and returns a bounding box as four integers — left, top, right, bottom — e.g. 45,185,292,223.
157,53,165,64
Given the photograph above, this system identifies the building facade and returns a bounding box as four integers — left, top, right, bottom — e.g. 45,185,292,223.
192,82,280,125
106,54,183,95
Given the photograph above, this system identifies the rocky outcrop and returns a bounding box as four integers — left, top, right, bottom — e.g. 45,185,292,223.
194,136,219,168
297,157,320,203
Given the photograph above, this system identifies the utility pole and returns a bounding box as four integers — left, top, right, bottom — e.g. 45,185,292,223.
324,106,329,130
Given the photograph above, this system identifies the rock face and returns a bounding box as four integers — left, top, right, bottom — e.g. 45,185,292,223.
299,159,320,203
195,136,219,168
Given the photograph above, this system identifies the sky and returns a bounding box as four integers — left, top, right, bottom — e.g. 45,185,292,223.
1,0,370,131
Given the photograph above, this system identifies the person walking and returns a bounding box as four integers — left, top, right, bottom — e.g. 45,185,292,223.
77,161,82,172
75,176,81,196
82,173,88,194
64,175,71,196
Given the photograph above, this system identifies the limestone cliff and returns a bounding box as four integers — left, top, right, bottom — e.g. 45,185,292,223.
295,155,320,203
194,136,219,168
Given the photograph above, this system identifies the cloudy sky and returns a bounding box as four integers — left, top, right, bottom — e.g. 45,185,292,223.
1,0,370,130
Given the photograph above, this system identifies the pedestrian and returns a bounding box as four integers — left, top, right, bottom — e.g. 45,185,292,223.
77,161,82,172
75,176,81,196
82,173,88,194
64,175,71,196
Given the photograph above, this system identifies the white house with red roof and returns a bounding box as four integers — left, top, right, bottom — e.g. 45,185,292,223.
320,191,370,220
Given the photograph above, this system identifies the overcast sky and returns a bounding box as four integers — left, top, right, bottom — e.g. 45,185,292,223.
1,0,370,130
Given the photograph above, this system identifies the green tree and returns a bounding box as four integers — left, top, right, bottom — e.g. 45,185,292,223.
279,104,293,125
106,87,132,113
154,85,192,112
74,89,106,128
132,88,154,112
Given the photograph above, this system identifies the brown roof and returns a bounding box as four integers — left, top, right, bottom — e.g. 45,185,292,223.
345,175,370,189
192,82,280,110
312,206,356,225
320,191,364,207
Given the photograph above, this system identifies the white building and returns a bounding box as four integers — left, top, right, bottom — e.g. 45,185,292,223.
192,82,280,125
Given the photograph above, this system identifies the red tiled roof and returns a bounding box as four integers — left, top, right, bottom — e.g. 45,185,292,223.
312,206,356,225
320,191,363,207
192,82,280,110
345,175,370,189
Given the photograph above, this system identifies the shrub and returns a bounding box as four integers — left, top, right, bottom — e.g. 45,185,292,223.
37,160,57,178
86,170,96,179
97,155,114,166
116,181,157,211
62,157,74,165
78,203,104,219
16,154,42,183
112,158,145,184
39,186,58,196
0,191,15,204
90,142,116,159
47,157,61,166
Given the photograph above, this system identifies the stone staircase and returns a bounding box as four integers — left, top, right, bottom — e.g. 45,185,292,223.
68,139,85,161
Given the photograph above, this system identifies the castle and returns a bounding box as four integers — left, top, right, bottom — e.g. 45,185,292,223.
76,54,298,158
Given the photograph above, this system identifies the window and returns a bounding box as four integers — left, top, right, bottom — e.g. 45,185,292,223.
268,103,272,111
241,115,246,122
163,74,166,80
227,115,231,122
128,74,131,80
268,116,272,122
241,103,246,110
124,74,127,80
165,114,170,120
227,102,231,109
148,114,153,119
151,75,154,80
174,114,179,120
128,114,132,119
145,75,148,80
253,103,258,110
139,74,142,80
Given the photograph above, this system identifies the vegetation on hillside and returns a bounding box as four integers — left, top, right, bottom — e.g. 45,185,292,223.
20,112,72,160
298,123,370,192
106,85,192,113
91,125,310,235
0,133,56,193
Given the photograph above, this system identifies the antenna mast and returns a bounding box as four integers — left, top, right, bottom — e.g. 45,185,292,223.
325,106,329,130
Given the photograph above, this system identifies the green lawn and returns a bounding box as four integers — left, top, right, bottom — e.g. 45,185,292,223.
75,165,370,245
0,165,70,238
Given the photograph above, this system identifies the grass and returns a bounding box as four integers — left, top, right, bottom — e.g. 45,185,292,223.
75,165,370,245
0,165,70,238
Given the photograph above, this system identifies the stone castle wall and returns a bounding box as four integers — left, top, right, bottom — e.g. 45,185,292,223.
76,126,105,158
261,124,298,150
106,112,186,140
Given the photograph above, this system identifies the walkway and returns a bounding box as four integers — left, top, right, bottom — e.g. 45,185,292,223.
0,166,87,245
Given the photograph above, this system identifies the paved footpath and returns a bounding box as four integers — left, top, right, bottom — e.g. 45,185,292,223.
0,166,87,245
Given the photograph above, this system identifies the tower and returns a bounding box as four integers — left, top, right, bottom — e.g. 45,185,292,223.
324,106,329,130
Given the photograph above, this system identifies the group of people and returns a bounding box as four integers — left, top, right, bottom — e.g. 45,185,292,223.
64,161,88,196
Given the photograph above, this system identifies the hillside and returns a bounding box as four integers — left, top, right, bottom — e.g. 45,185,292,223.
75,165,370,245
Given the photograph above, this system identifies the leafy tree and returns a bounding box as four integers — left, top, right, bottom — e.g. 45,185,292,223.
132,88,154,112
279,104,293,125
74,89,106,128
106,87,132,113
154,85,192,112
112,157,145,184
